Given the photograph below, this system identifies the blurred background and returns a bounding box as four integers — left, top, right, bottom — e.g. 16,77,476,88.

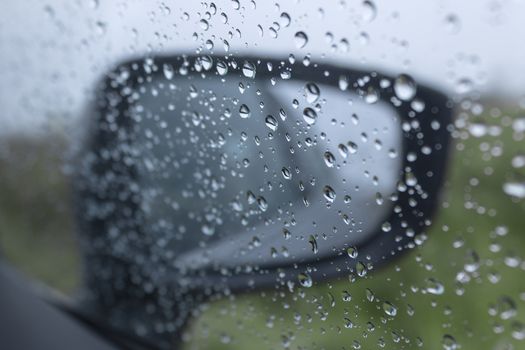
1,0,525,349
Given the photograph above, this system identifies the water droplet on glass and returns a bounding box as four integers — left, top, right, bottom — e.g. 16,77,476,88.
308,235,318,254
425,278,445,295
163,64,174,80
305,82,320,103
239,104,251,119
442,334,458,350
265,115,278,131
444,14,461,34
303,107,318,125
199,19,209,30
503,181,525,198
361,0,377,22
338,144,349,158
323,151,336,167
231,0,240,10
365,87,379,104
339,75,349,91
280,12,291,27
202,224,215,236
257,196,268,212
323,185,336,202
347,246,358,259
242,61,256,78
216,60,228,75
294,31,308,48
298,272,313,287
382,301,398,317
394,74,417,101
347,141,358,154
282,167,292,180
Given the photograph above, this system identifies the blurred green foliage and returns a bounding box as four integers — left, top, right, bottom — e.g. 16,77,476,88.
0,107,523,349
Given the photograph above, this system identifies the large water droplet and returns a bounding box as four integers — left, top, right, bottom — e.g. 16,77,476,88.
442,334,458,350
239,104,251,119
382,301,398,317
216,60,228,75
361,0,377,22
305,82,320,103
265,115,278,131
281,167,292,180
298,272,313,287
242,61,256,78
294,31,308,48
303,107,318,125
503,181,525,198
280,12,291,27
323,151,336,167
323,185,336,202
308,235,318,254
425,278,445,295
394,74,417,101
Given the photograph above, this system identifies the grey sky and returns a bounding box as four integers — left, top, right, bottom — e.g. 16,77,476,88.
1,0,524,134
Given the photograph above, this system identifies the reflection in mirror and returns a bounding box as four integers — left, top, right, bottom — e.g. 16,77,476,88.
132,74,402,271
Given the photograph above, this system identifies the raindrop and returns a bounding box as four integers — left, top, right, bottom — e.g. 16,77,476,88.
365,87,379,104
257,196,268,212
308,235,318,254
323,151,336,167
305,82,321,103
220,12,228,23
294,31,308,48
356,261,367,277
394,74,417,101
344,318,354,329
280,12,291,27
298,272,313,287
323,185,336,202
239,104,251,119
382,301,398,317
242,61,256,78
442,334,458,350
498,296,517,320
444,14,461,34
339,75,349,91
425,278,445,295
265,115,278,131
202,224,215,236
163,64,174,80
216,60,228,75
338,144,349,158
347,141,358,154
199,19,209,30
503,181,525,198
361,0,377,22
366,288,375,301
347,246,358,259
280,70,292,80
303,107,318,125
282,167,292,180
455,77,473,94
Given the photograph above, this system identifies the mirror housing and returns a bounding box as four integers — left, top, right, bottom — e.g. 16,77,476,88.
73,54,452,344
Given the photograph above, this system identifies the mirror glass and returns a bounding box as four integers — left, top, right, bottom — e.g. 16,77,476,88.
131,74,403,270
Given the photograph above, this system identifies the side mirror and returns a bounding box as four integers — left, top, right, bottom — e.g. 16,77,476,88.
74,54,452,347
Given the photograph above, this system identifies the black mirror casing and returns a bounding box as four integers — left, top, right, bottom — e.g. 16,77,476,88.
73,54,453,347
